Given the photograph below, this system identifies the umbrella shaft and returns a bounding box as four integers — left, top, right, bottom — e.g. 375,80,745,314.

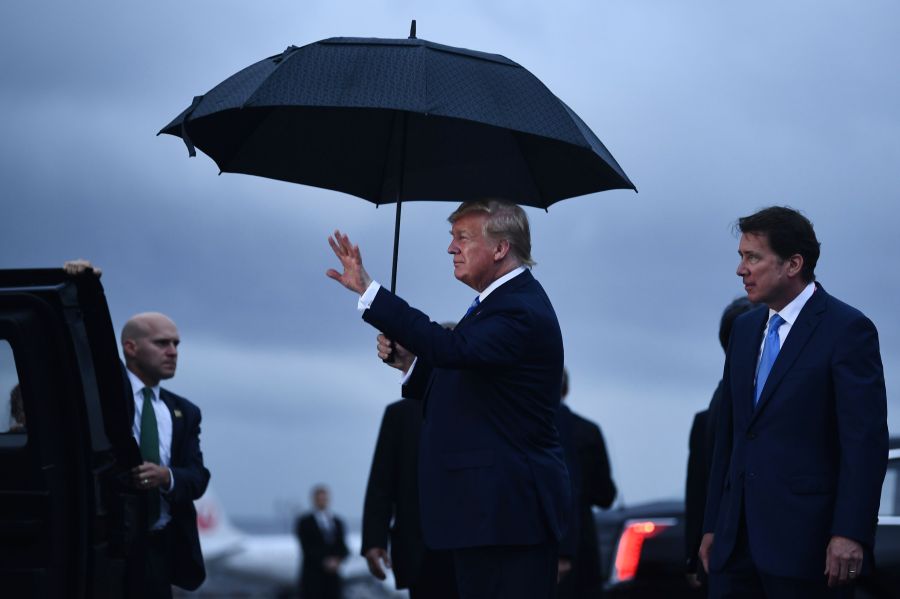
390,197,401,293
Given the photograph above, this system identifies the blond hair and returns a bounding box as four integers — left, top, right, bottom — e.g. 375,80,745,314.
448,200,535,267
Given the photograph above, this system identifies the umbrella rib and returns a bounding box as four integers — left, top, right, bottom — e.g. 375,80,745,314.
241,47,300,110
374,110,402,205
509,131,549,207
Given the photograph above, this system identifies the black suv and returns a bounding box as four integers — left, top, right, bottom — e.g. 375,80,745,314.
0,269,143,597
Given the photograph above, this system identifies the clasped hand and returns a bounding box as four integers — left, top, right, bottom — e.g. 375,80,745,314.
131,462,171,490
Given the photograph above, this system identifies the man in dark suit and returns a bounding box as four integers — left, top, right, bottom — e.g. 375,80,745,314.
121,312,210,598
557,369,617,599
699,207,888,598
295,485,349,599
684,297,756,591
327,199,570,599
361,396,458,599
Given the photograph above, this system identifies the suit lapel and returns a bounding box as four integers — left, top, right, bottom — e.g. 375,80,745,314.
751,285,827,421
736,309,768,425
459,269,532,328
160,389,183,463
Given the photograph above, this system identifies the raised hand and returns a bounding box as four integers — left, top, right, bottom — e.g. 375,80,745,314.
326,230,372,294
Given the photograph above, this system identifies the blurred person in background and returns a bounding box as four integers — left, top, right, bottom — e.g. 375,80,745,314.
296,485,349,599
684,297,757,592
556,368,617,598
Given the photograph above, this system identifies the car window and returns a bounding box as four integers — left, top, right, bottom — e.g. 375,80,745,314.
0,339,27,447
881,458,899,517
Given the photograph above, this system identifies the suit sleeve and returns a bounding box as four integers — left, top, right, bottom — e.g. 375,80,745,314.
364,286,534,369
402,359,432,400
703,352,734,535
584,423,616,509
167,402,210,505
684,411,708,570
361,406,398,553
556,409,579,559
830,315,888,547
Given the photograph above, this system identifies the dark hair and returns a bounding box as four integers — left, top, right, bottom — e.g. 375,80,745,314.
737,206,820,282
719,297,758,351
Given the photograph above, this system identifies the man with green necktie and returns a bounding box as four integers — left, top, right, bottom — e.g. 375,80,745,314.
122,312,210,599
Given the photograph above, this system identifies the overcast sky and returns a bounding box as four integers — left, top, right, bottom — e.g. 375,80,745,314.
1,0,898,520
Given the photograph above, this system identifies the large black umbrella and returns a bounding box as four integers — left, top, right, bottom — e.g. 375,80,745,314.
160,23,635,291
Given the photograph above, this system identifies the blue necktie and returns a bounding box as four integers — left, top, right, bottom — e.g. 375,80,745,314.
464,296,480,318
755,313,785,404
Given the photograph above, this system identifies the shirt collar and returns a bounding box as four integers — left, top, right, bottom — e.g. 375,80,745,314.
769,281,816,325
127,368,160,401
479,266,527,302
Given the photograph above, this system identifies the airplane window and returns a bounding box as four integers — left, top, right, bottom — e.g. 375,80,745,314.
0,339,27,445
880,460,898,517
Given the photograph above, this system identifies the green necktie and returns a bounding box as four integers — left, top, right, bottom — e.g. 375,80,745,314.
140,387,161,527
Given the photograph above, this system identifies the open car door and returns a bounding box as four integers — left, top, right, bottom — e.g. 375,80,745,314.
0,269,142,598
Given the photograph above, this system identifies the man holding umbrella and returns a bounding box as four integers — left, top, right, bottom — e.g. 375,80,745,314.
328,199,570,599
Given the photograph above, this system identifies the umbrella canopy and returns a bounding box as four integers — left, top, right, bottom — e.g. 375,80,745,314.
160,25,635,289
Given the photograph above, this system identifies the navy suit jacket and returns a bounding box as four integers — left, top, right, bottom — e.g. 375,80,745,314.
361,398,428,589
125,373,211,590
158,388,210,590
703,284,888,580
362,269,570,550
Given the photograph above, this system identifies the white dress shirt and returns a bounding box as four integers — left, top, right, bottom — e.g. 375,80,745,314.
127,369,175,528
315,509,336,539
757,281,816,364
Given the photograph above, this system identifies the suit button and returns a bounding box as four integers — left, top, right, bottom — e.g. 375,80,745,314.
747,472,756,479
746,432,757,440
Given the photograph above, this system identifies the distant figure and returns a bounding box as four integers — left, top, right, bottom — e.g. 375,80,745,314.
327,200,569,599
362,394,458,599
121,312,210,598
684,297,756,591
556,368,617,599
8,384,25,432
296,485,349,599
700,207,888,597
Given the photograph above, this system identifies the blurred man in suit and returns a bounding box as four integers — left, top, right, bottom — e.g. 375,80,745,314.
121,312,210,598
684,297,756,591
361,396,458,599
327,199,570,599
556,368,617,599
700,207,888,598
296,485,349,599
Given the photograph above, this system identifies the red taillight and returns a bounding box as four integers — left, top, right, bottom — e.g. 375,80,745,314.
613,519,673,583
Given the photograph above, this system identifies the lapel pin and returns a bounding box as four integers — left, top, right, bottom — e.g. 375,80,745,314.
173,409,183,418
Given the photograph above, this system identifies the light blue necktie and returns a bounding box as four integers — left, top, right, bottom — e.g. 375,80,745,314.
755,313,785,404
464,296,480,318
